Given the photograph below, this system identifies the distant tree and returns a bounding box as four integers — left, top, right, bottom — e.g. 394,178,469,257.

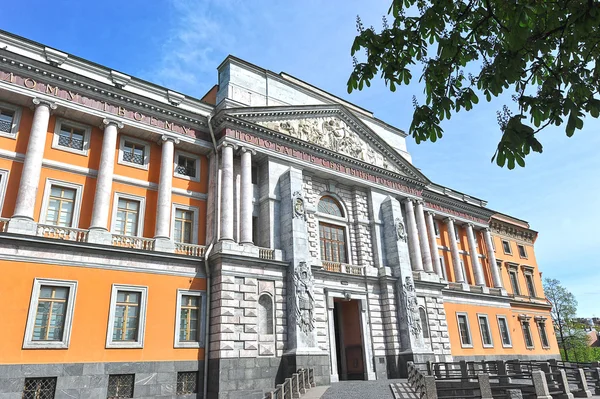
544,278,580,361
348,1,600,169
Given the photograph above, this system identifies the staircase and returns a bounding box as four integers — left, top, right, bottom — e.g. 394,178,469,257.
264,368,316,399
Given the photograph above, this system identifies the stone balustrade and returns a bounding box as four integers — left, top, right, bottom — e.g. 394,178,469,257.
321,261,365,276
174,242,206,257
36,224,88,242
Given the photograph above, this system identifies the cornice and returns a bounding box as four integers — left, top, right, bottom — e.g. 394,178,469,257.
0,50,210,129
218,116,427,192
423,190,494,223
214,105,428,186
489,219,536,244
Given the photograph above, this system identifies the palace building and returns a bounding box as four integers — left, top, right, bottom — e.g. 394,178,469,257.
0,30,559,399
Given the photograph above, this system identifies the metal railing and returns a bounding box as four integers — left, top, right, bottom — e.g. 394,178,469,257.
322,261,365,276
0,217,9,232
174,242,206,257
0,118,12,133
264,368,315,399
111,234,155,250
122,151,144,165
259,247,275,260
175,164,195,177
36,224,88,242
58,134,84,150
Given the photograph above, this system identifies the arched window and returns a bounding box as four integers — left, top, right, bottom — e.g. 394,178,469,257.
258,294,274,335
419,307,430,339
317,196,345,217
317,196,348,263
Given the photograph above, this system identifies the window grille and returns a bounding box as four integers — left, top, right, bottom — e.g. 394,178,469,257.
123,142,145,165
107,374,134,398
23,377,56,399
0,109,14,133
57,125,85,150
176,155,196,177
176,372,198,395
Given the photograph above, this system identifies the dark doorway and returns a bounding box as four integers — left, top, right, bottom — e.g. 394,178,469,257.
333,298,365,380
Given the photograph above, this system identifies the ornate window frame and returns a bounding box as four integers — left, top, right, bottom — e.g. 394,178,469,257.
106,284,148,349
518,314,535,349
174,289,206,349
535,316,551,349
502,240,513,255
477,313,494,348
23,278,78,349
456,312,473,348
0,100,22,139
51,117,92,156
171,203,199,244
173,149,201,182
118,135,151,170
497,315,513,348
316,194,352,265
517,244,528,259
39,179,84,228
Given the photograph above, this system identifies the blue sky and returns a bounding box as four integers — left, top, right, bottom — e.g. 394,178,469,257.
3,0,599,315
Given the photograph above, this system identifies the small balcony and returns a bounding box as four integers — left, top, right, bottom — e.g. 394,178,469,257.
321,261,365,276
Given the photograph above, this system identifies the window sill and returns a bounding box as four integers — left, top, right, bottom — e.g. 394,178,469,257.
106,341,144,349
174,341,203,349
0,131,17,139
23,341,69,349
174,172,200,182
501,344,513,349
52,143,89,157
117,159,149,171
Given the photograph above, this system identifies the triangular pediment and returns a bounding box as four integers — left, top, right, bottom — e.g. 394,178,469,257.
221,104,430,185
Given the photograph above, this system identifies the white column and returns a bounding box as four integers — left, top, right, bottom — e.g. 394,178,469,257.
154,135,178,239
426,211,443,278
220,142,234,241
89,119,122,231
239,147,254,244
466,223,486,287
12,98,56,220
484,228,503,288
403,199,423,271
414,201,434,273
445,217,465,283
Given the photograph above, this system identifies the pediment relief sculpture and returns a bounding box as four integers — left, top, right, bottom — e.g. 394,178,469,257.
257,117,401,173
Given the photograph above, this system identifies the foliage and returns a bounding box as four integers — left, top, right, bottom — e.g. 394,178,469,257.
544,278,584,362
348,0,600,169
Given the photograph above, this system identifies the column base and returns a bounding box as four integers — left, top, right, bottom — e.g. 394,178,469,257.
6,217,37,235
154,237,175,253
86,228,113,245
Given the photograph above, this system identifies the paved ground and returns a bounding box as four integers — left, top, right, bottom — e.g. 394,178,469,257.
320,379,408,399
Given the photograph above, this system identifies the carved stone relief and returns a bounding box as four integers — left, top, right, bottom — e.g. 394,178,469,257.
291,261,315,333
258,117,400,173
395,217,407,242
292,190,306,221
401,276,422,338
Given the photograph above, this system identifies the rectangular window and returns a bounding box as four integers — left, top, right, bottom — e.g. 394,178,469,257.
106,284,148,348
0,108,15,133
175,154,197,178
522,321,534,348
478,315,493,348
177,372,198,395
439,256,447,280
23,377,57,399
45,186,76,227
52,118,91,156
0,102,21,138
538,321,550,348
174,209,193,243
525,273,536,297
107,374,134,398
433,220,440,237
319,222,347,263
457,313,472,347
123,141,145,165
518,244,527,258
502,240,512,254
509,269,520,295
497,316,512,348
174,289,206,348
115,198,140,236
118,136,150,169
23,279,77,349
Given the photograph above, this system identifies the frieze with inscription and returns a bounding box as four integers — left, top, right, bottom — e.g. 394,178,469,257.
0,69,207,140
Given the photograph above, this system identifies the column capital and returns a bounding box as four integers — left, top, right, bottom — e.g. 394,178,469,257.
102,118,124,129
401,198,414,206
467,222,475,229
426,210,436,218
220,141,238,150
239,146,256,156
415,199,425,206
444,217,455,224
32,98,57,110
159,134,180,145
